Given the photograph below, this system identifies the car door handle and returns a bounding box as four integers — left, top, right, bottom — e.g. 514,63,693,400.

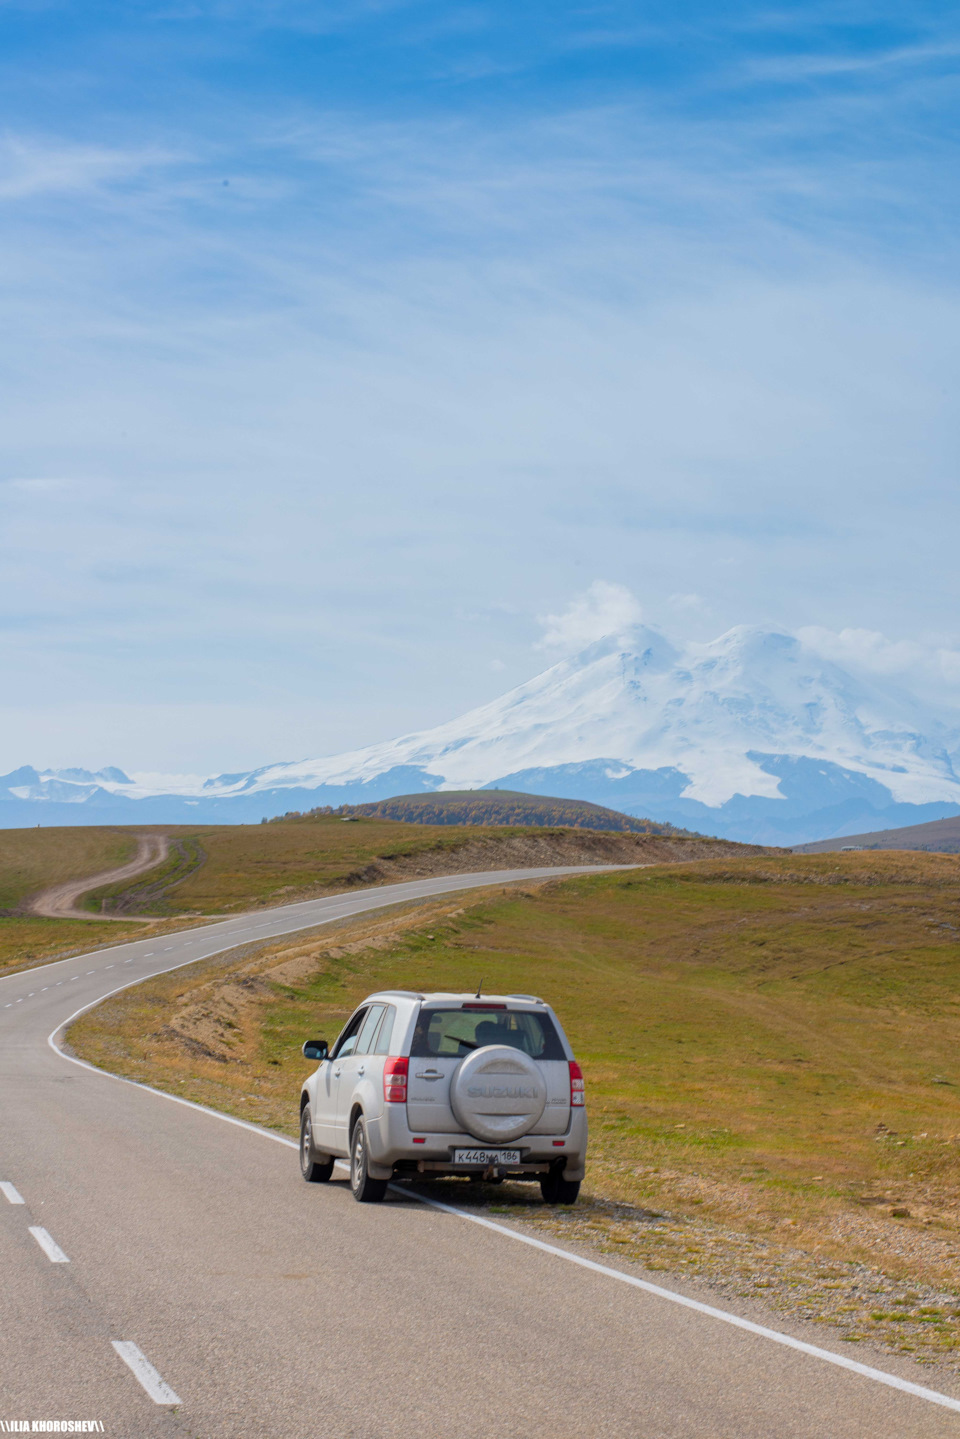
416,1069,443,1080
334,1068,341,1078
356,1065,365,1076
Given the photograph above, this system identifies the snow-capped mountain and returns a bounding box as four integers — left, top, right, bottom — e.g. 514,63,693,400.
5,625,960,845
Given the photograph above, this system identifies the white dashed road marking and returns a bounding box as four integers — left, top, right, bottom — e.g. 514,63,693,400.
29,1226,70,1263
111,1341,182,1405
0,1182,25,1204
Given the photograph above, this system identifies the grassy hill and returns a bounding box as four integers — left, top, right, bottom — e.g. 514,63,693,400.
796,813,960,854
0,814,749,973
83,816,735,915
296,789,688,833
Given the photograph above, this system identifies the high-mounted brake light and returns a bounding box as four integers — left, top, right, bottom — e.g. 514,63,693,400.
383,1056,408,1103
569,1060,585,1107
461,1002,507,1010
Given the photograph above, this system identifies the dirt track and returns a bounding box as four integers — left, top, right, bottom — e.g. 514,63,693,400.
27,832,170,919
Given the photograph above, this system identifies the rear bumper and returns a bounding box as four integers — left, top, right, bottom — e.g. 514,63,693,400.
364,1105,588,1181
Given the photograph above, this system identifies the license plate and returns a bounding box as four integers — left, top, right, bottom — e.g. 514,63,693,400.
454,1148,521,1165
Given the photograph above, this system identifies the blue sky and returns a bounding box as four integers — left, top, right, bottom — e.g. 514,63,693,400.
2,1,959,774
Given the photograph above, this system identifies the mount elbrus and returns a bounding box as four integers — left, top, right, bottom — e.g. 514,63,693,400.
5,626,959,845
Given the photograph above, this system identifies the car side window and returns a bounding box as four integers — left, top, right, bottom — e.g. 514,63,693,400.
332,1008,368,1060
372,1005,396,1055
355,1004,386,1056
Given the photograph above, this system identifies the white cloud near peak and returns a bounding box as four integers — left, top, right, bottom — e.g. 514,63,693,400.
797,626,960,710
537,580,642,652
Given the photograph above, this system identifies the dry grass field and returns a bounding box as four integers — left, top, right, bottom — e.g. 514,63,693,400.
94,817,534,913
0,826,137,912
70,850,960,1365
80,816,744,916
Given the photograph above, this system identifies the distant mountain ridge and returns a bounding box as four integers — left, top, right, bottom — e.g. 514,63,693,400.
4,623,960,845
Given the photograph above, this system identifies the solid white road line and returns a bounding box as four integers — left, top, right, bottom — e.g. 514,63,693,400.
0,1181,25,1204
397,1187,960,1416
111,1341,182,1405
29,1226,70,1263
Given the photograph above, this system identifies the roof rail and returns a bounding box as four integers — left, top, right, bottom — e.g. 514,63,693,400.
371,990,424,1000
506,993,545,1004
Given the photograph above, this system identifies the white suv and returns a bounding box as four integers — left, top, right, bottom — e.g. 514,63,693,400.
299,991,587,1204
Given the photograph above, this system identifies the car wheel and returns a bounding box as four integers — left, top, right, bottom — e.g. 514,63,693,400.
300,1108,334,1183
350,1117,386,1204
540,1168,581,1205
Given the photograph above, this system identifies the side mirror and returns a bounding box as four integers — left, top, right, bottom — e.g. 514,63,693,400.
302,1039,329,1061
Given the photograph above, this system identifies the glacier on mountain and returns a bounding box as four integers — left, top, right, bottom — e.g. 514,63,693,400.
3,625,960,844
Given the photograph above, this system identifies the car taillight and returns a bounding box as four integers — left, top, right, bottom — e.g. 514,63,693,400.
569,1060,585,1107
383,1057,408,1103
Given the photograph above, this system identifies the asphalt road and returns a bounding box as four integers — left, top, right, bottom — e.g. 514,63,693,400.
2,867,960,1438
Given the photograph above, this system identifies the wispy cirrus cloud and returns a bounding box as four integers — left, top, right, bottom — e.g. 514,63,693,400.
3,476,79,492
0,135,180,201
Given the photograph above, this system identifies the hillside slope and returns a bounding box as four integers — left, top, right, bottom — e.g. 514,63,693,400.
88,820,759,915
796,813,960,854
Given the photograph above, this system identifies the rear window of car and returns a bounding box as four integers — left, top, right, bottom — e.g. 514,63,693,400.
410,1007,565,1060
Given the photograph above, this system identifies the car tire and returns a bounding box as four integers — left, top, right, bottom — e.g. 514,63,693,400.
350,1117,387,1204
300,1108,334,1183
540,1168,581,1205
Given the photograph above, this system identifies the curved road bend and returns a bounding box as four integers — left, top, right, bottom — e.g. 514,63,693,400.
2,866,959,1438
28,833,171,920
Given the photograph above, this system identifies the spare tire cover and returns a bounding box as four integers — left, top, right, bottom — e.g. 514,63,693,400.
450,1045,547,1143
